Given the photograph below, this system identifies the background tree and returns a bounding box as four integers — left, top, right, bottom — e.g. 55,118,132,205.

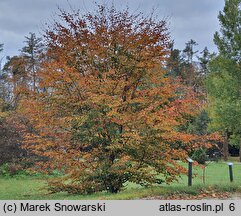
0,44,8,102
21,32,43,92
0,44,11,115
19,5,217,194
214,0,241,63
0,45,29,170
166,42,183,77
3,33,43,105
182,39,202,92
198,47,213,76
167,39,205,93
3,55,28,105
166,41,221,160
207,57,241,160
183,39,198,64
0,38,44,170
207,0,241,161
0,43,3,70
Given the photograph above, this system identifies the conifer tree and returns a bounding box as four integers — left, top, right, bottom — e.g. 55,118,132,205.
214,0,241,62
21,32,43,92
207,0,241,161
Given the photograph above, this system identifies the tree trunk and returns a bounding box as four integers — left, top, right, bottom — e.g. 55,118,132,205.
223,132,229,161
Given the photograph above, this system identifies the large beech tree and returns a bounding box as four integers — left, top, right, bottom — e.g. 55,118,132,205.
20,5,216,194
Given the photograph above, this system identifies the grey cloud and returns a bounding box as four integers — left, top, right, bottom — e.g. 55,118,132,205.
0,0,225,57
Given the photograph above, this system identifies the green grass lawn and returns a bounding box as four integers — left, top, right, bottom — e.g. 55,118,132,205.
172,161,241,186
1,161,241,200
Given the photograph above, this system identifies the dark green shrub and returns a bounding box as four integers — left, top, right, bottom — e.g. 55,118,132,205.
192,148,208,164
0,163,24,176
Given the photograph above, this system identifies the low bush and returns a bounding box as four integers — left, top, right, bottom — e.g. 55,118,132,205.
192,148,208,164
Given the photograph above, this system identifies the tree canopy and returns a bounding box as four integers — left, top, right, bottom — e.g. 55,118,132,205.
16,5,218,194
207,0,241,160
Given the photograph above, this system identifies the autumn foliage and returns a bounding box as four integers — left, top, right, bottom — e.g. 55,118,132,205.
19,5,217,194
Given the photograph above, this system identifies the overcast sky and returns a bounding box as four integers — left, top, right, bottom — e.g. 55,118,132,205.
0,0,225,59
